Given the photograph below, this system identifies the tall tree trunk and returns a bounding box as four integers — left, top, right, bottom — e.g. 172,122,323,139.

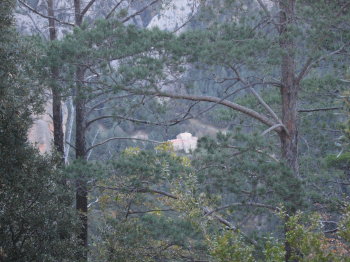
48,0,73,244
48,0,64,161
74,0,88,258
279,1,300,261
64,96,75,163
75,66,88,251
279,0,298,180
74,0,83,26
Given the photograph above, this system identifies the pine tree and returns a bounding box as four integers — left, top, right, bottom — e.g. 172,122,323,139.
128,1,350,260
0,2,79,261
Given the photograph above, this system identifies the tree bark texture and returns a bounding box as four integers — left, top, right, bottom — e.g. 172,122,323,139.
279,0,299,180
75,66,88,253
74,0,88,257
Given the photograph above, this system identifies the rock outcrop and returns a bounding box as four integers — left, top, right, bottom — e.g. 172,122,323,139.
147,0,199,33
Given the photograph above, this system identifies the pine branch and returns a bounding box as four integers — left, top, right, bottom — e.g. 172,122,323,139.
137,90,279,132
296,45,346,84
86,114,167,128
97,186,257,245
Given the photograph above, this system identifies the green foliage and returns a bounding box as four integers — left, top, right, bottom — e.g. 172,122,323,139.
87,142,350,261
13,0,350,261
206,209,350,262
263,237,285,262
326,153,350,170
0,148,81,261
64,158,105,180
47,20,176,96
91,213,206,262
338,205,350,243
89,147,209,261
277,208,350,261
210,231,255,262
284,212,330,261
194,132,304,212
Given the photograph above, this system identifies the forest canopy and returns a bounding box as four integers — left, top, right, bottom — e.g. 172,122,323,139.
1,0,350,261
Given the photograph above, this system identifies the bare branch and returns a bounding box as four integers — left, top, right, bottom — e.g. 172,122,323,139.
298,107,341,113
136,188,178,199
296,57,312,84
87,94,135,115
256,0,272,17
96,186,178,199
202,206,258,246
162,87,249,126
86,115,114,127
18,0,75,26
128,209,174,215
335,2,350,20
255,0,279,30
261,123,285,136
296,45,346,84
87,197,99,208
249,87,282,124
81,0,97,17
86,137,162,153
324,228,338,234
172,0,198,33
121,0,160,24
25,9,47,39
227,65,284,130
87,87,253,129
106,0,124,19
138,90,279,132
86,114,168,128
204,202,280,217
65,140,77,150
87,129,100,160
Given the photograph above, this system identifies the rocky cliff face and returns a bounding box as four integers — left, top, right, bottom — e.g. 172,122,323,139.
147,0,199,33
15,0,160,38
27,99,68,154
27,101,54,154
